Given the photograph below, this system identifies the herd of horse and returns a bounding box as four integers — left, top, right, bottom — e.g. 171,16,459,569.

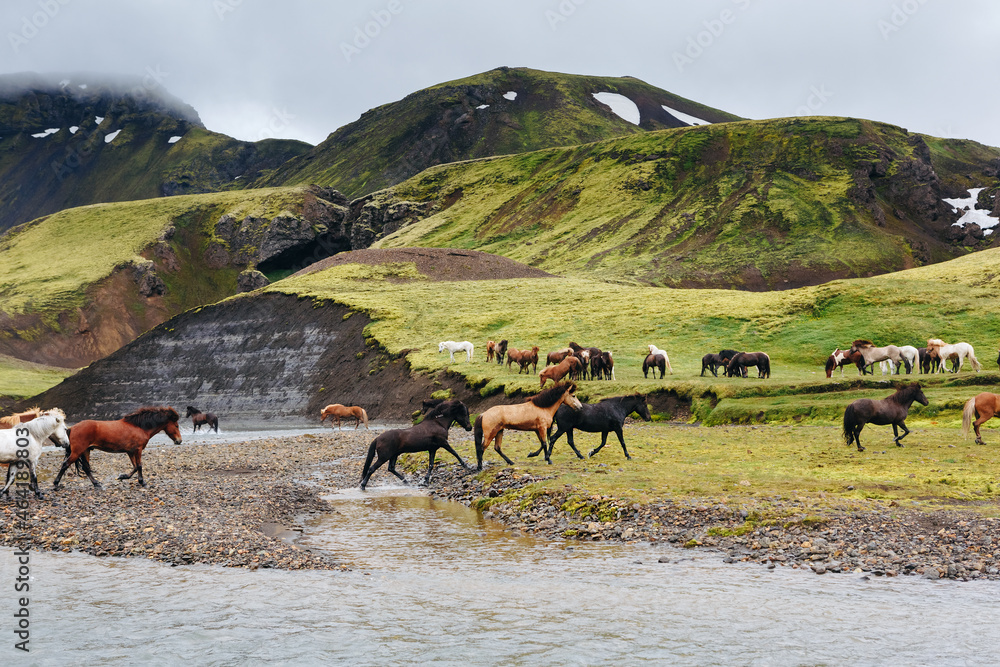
826,339,984,378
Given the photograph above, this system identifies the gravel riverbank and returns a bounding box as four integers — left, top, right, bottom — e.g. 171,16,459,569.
3,429,999,580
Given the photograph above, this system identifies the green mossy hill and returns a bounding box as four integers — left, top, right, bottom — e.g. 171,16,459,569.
256,66,741,198
0,354,75,402
367,117,1000,289
0,185,348,366
267,245,1000,425
0,73,311,232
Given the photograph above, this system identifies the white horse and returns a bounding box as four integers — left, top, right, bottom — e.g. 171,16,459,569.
439,340,474,362
927,338,981,373
897,345,919,375
878,360,896,375
647,344,674,374
0,408,69,500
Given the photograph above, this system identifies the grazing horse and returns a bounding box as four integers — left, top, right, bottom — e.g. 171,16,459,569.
538,394,652,461
569,342,602,380
546,347,573,366
824,349,862,378
926,338,981,373
486,340,497,363
474,383,582,468
439,340,474,362
962,392,1000,445
539,356,583,387
0,408,69,500
184,406,219,433
600,351,615,380
647,345,673,375
898,346,919,375
590,351,614,380
842,383,928,452
320,404,369,430
727,352,771,378
850,340,910,374
52,406,183,490
360,399,473,489
495,340,508,365
702,353,729,377
645,353,667,379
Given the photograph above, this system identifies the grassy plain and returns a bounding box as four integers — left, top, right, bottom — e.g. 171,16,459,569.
0,354,76,401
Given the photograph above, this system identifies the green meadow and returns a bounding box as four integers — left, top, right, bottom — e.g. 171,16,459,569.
0,354,76,401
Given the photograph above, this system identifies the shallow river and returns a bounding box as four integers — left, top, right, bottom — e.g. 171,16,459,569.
2,487,998,665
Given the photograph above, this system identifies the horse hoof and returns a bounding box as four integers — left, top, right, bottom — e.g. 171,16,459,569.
526,451,539,458
139,481,147,488
118,474,129,480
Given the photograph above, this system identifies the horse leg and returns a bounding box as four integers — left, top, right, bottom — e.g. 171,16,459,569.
354,416,360,430
439,444,470,470
973,410,991,444
119,451,146,486
493,431,514,466
386,456,409,483
563,428,585,460
422,448,437,485
27,459,44,500
894,421,911,446
613,427,631,460
851,424,865,452
78,453,102,490
359,453,389,490
535,428,553,464
590,432,610,458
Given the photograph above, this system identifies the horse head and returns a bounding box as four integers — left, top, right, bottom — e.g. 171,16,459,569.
561,383,582,410
185,406,200,417
438,342,446,353
35,408,70,448
632,395,652,421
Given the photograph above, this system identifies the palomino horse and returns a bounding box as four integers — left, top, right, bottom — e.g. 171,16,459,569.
646,354,667,379
52,406,182,490
842,383,928,452
647,345,673,375
926,338,981,373
539,356,583,387
0,408,69,500
439,340,474,362
360,399,472,489
474,383,582,468
962,392,1000,444
320,404,369,430
538,394,652,461
850,340,910,374
185,406,219,433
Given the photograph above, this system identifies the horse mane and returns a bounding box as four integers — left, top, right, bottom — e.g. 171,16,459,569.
926,338,945,349
528,382,576,408
123,406,180,429
0,406,41,427
186,405,202,414
888,383,923,404
852,339,874,348
426,399,464,420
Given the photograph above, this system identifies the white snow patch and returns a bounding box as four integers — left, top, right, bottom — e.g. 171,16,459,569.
592,92,640,125
503,91,517,101
78,84,87,89
104,129,122,143
476,104,489,110
943,187,999,230
661,104,710,126
58,79,70,88
95,116,104,125
31,128,60,138
168,135,182,144
69,126,79,134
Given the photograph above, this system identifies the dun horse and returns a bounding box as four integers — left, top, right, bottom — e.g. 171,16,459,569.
962,392,1000,445
842,383,928,452
320,404,369,430
185,406,219,433
474,383,582,468
360,400,472,489
52,406,182,490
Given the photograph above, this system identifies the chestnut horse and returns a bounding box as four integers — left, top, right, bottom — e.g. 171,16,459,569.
539,356,582,387
843,383,928,452
486,340,497,363
52,406,182,490
962,392,1000,444
474,383,582,468
320,404,369,430
546,347,573,366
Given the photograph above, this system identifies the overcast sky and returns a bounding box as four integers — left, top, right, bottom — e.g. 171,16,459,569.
2,1,998,147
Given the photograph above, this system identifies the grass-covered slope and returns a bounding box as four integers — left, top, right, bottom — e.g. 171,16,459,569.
0,73,311,232
257,67,742,198
266,246,1000,426
368,117,1000,289
0,186,348,366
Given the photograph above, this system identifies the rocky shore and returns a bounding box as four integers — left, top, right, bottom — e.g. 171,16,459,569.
4,430,1000,581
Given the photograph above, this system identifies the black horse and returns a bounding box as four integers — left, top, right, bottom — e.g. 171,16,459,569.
495,339,508,366
360,399,473,489
643,353,666,379
185,406,219,433
531,394,652,461
700,353,730,377
726,352,771,378
843,383,928,452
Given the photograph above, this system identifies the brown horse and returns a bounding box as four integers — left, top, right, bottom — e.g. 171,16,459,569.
507,346,540,374
486,340,497,363
320,404,370,430
539,356,582,387
185,406,219,433
52,406,182,489
645,353,667,379
962,392,1000,444
843,383,928,452
495,339,508,365
546,348,572,366
474,382,582,468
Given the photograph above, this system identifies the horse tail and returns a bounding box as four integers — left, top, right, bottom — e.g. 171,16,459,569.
962,397,977,439
842,404,856,446
360,437,379,485
970,349,982,372
360,408,369,428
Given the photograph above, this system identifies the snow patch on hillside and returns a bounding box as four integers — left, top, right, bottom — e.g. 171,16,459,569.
31,128,60,138
503,91,517,101
944,187,998,234
661,104,710,126
104,129,121,143
592,92,640,125
168,135,182,144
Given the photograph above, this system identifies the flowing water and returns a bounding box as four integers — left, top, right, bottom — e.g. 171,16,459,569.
2,487,998,665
